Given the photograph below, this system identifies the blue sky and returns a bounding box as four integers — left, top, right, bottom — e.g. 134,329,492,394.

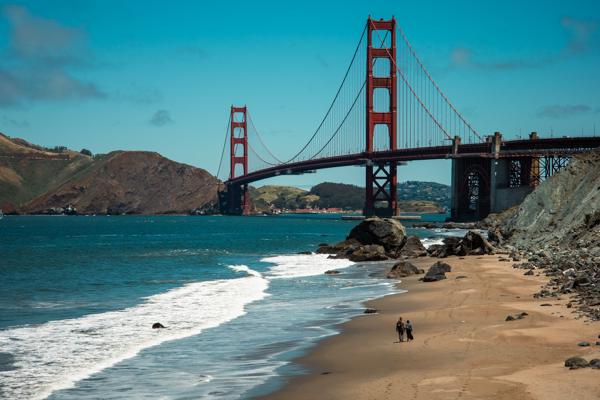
0,0,599,187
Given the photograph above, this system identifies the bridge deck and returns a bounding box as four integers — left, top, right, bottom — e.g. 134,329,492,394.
226,136,600,186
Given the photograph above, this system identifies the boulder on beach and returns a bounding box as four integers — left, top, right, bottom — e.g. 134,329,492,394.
317,218,408,261
349,244,388,262
427,230,494,258
386,261,424,279
347,218,407,253
422,261,451,282
399,236,427,258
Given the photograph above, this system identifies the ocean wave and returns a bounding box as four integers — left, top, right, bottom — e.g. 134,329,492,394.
0,266,268,400
261,254,354,279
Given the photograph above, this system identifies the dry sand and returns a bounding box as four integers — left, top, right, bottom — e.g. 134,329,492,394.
259,255,600,400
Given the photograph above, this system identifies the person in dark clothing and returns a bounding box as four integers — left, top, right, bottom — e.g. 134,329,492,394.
405,320,414,341
395,317,405,342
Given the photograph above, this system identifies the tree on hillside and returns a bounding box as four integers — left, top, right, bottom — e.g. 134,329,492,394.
310,182,364,210
80,149,93,156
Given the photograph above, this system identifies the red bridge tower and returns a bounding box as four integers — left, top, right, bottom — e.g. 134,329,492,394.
365,17,398,217
227,105,250,215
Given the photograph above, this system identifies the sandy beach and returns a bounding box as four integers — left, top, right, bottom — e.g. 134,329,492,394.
260,255,600,400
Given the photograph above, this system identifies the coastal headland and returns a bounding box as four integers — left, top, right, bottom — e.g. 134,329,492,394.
260,254,600,400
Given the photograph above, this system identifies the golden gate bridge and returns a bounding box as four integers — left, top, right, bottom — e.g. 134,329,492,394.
216,17,600,220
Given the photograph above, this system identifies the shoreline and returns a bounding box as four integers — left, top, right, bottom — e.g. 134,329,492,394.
258,255,600,400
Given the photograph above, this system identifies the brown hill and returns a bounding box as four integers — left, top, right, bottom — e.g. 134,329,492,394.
0,133,220,215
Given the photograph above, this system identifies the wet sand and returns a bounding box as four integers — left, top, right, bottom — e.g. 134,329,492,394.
260,255,600,400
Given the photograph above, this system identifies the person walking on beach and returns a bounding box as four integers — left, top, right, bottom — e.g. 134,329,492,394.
395,317,405,342
405,320,414,341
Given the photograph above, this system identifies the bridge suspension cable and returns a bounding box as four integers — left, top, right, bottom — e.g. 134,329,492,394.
398,27,482,142
215,112,231,181
223,18,484,179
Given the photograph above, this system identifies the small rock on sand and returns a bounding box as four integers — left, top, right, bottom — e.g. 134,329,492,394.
565,357,589,369
363,308,378,314
578,341,591,347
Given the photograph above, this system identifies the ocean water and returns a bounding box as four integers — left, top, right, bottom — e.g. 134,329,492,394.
0,214,450,400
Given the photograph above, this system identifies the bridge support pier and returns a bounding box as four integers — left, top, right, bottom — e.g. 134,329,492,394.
220,183,249,215
450,131,572,221
365,161,398,217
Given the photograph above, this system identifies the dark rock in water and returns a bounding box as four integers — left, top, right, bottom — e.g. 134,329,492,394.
0,352,17,372
578,341,591,347
398,236,427,258
349,244,388,262
298,251,312,255
565,357,589,369
423,261,451,282
589,359,600,369
325,270,340,275
347,217,407,253
363,308,378,314
152,322,166,329
386,261,424,279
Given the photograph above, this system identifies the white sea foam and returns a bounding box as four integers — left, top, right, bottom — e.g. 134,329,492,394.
261,253,354,279
0,266,268,400
421,237,445,248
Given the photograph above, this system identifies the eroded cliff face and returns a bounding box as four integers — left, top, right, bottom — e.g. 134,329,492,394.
0,134,221,215
22,151,221,215
495,148,600,249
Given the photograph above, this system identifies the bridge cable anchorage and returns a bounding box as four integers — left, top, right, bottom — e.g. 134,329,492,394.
370,22,452,142
216,112,232,180
280,22,368,164
247,112,284,164
398,27,482,142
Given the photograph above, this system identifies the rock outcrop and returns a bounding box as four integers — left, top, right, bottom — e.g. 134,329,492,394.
347,218,407,252
349,244,388,262
386,261,424,278
400,236,427,258
318,217,407,261
427,231,494,258
422,261,451,282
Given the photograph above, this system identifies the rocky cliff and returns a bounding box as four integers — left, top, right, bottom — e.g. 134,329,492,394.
489,148,600,320
493,148,600,249
0,134,220,215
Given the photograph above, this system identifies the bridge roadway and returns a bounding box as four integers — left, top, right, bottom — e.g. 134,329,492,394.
226,136,600,186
